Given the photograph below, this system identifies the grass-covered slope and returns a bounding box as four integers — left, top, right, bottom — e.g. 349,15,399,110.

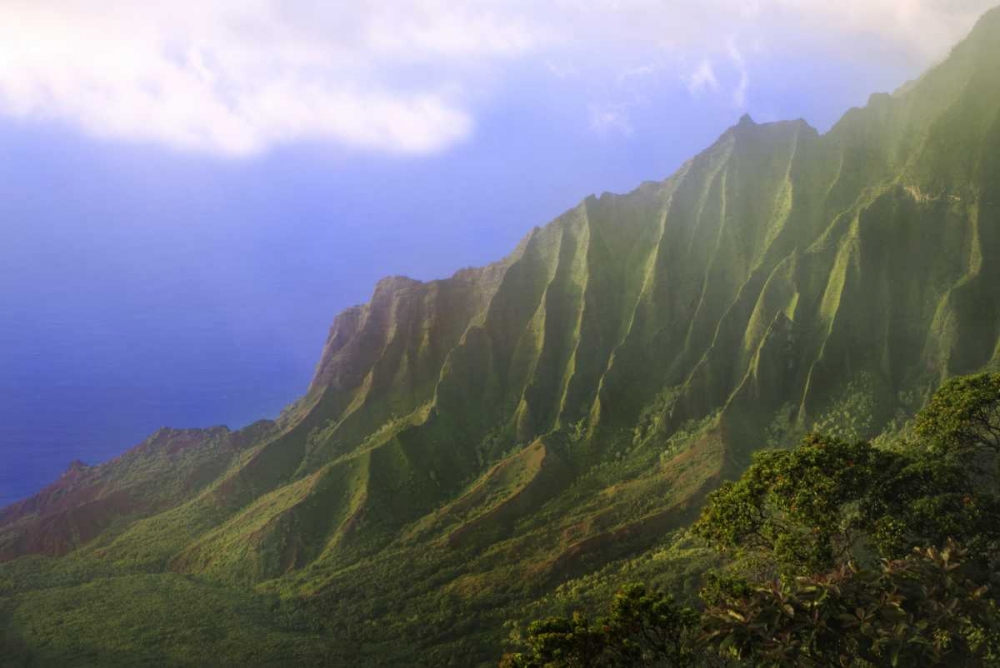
3,7,1000,666
0,422,274,562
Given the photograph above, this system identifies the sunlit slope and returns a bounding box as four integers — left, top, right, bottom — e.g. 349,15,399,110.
0,423,274,562
165,13,1000,582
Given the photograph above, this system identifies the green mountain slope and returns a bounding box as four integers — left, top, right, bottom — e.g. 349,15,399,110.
3,8,1000,666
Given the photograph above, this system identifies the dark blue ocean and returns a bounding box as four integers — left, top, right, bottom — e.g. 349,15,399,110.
0,266,326,506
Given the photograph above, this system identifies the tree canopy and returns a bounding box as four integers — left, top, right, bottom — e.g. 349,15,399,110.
503,373,1000,667
500,584,698,668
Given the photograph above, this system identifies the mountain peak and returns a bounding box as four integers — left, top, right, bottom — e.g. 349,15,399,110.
972,4,1000,33
64,459,89,474
373,275,422,295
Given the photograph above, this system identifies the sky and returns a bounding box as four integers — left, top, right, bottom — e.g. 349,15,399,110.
1,0,997,506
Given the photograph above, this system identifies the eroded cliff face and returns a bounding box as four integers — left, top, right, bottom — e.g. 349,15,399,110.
4,7,1000,614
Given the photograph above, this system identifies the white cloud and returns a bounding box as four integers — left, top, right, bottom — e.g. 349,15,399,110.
766,0,996,61
0,0,994,157
727,42,750,109
589,104,633,137
545,0,995,62
0,0,544,157
685,60,720,95
618,65,658,83
545,60,579,79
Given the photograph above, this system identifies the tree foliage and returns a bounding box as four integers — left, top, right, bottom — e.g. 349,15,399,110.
505,372,1000,667
693,435,889,574
702,541,999,667
692,432,1000,574
915,373,1000,455
500,584,699,668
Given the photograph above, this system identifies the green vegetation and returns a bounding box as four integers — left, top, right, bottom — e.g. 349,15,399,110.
3,570,331,668
693,432,1000,573
4,8,1000,666
701,542,999,667
507,373,1000,667
915,373,1000,455
501,585,698,668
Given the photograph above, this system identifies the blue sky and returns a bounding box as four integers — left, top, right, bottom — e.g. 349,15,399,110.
0,1,995,505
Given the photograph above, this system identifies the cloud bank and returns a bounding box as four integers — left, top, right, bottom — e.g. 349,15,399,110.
0,0,994,157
